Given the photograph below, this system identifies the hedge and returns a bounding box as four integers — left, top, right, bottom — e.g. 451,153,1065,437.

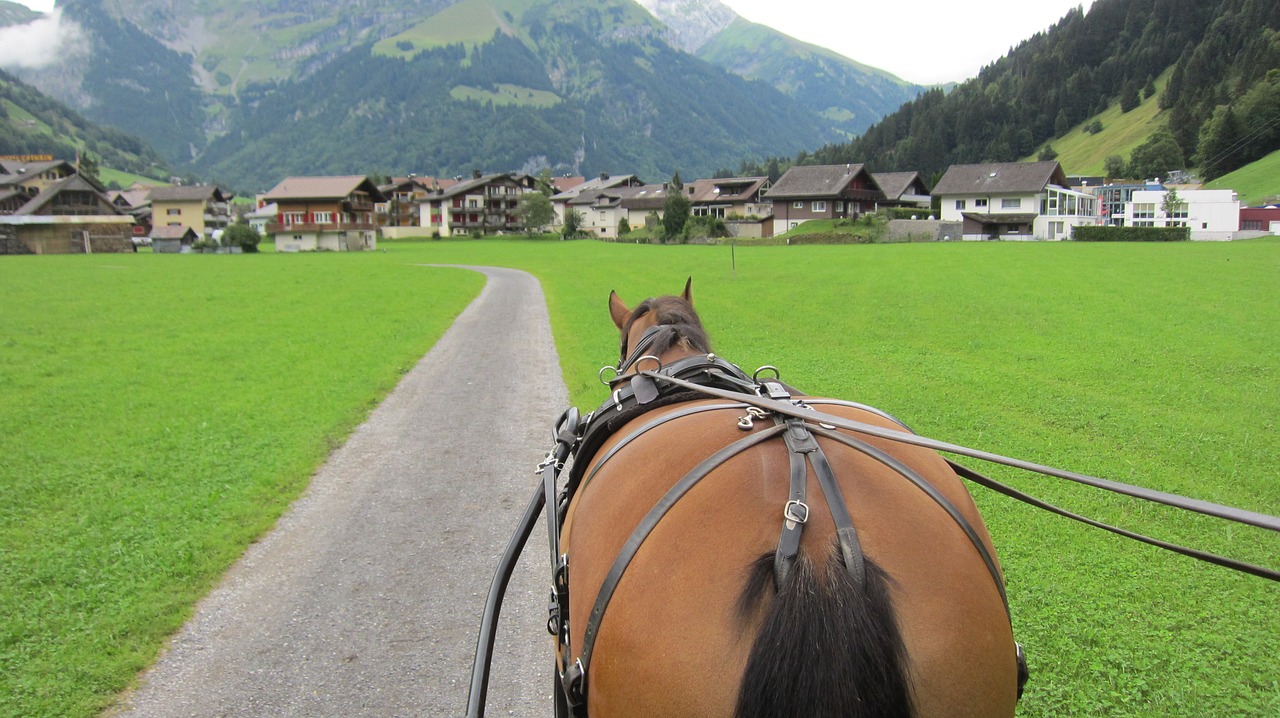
1073,225,1190,242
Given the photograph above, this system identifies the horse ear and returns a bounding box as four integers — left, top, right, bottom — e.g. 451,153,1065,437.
681,277,693,305
609,290,631,330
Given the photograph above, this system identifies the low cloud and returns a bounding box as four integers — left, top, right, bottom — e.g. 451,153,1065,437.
0,9,84,70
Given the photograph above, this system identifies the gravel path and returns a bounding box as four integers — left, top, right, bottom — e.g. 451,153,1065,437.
109,266,568,718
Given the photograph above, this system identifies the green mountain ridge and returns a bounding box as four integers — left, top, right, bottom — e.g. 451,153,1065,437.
4,0,917,191
0,67,170,182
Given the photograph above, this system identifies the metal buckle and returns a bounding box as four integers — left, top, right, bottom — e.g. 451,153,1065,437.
784,500,810,525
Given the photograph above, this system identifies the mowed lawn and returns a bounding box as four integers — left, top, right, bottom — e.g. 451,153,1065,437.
2,239,1278,717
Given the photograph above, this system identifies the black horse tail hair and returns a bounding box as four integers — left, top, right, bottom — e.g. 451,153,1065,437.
734,550,914,718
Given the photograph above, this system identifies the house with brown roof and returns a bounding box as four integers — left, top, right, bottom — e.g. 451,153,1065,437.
763,164,885,235
0,172,134,254
148,185,232,240
262,176,386,251
418,171,537,237
550,173,643,228
931,161,1100,240
684,177,773,219
871,172,932,209
566,183,670,239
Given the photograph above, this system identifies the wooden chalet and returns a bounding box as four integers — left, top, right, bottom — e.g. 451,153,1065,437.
262,175,386,251
871,172,932,208
763,164,885,235
0,170,134,254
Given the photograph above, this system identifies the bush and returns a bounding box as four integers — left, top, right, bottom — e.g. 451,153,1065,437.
886,207,934,220
222,222,261,252
1073,226,1190,242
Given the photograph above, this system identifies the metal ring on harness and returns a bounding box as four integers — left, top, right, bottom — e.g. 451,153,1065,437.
753,365,781,382
598,365,619,386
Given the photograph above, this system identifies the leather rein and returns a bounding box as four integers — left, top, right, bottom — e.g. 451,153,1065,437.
465,344,1280,718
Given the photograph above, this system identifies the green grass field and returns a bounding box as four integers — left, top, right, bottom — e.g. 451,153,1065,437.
2,240,1278,716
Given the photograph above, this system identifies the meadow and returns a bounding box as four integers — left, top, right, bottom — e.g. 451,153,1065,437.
2,239,1278,717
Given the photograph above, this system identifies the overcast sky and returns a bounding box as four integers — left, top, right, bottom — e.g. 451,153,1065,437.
9,0,1098,84
720,0,1098,84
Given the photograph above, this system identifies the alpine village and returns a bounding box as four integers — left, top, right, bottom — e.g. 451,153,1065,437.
2,0,1278,255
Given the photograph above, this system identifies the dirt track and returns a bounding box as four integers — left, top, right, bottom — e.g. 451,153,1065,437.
109,266,567,717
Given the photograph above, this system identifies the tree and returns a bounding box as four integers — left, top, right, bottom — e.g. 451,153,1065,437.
662,184,691,242
1127,129,1185,180
1120,81,1141,113
515,192,554,233
617,216,631,235
1104,154,1127,179
1161,185,1184,219
222,221,261,252
562,208,583,239
1038,144,1059,161
77,152,100,183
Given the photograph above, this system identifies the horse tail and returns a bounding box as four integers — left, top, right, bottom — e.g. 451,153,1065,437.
734,550,913,718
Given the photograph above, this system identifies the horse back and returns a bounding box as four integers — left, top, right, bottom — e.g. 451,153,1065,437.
561,398,1018,717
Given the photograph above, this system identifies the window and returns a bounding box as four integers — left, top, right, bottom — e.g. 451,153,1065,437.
1243,220,1264,230
1133,221,1155,227
835,201,844,212
793,201,803,209
1133,203,1155,219
955,199,966,210
974,198,988,208
1001,198,1021,209
284,212,305,225
167,208,181,216
812,201,827,212
1167,203,1188,219
313,211,333,224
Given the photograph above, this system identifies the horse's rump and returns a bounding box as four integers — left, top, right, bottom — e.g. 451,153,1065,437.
561,398,1019,717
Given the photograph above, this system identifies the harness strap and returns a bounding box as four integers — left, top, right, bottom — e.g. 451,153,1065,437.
641,370,1280,534
773,421,809,587
808,432,867,586
565,424,789,710
809,426,1010,614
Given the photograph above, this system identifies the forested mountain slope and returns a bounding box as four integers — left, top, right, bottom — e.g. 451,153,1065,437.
799,0,1279,180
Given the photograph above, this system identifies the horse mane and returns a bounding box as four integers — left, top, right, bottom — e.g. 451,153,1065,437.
625,295,712,358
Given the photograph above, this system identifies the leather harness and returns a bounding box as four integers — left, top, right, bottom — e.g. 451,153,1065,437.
546,330,1017,715
464,327,1280,718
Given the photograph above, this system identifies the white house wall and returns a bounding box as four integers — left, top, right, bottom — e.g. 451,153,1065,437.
1123,189,1240,240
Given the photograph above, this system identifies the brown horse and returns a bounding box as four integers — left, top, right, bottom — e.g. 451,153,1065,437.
556,280,1021,717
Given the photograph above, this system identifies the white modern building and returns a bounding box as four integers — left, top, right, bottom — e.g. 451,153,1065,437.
1121,189,1241,241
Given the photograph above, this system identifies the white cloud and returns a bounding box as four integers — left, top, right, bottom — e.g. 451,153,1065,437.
0,9,84,70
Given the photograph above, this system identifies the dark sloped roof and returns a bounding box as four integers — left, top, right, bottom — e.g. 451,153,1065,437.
686,177,769,204
931,162,1066,196
150,225,198,240
149,185,229,203
764,164,880,199
16,174,123,216
872,172,928,200
550,174,639,201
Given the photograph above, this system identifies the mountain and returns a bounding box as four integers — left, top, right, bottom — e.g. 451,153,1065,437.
636,0,925,138
799,0,1280,181
3,0,915,191
196,0,835,191
0,67,170,181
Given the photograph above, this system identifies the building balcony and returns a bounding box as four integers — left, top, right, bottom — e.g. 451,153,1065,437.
265,221,376,234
